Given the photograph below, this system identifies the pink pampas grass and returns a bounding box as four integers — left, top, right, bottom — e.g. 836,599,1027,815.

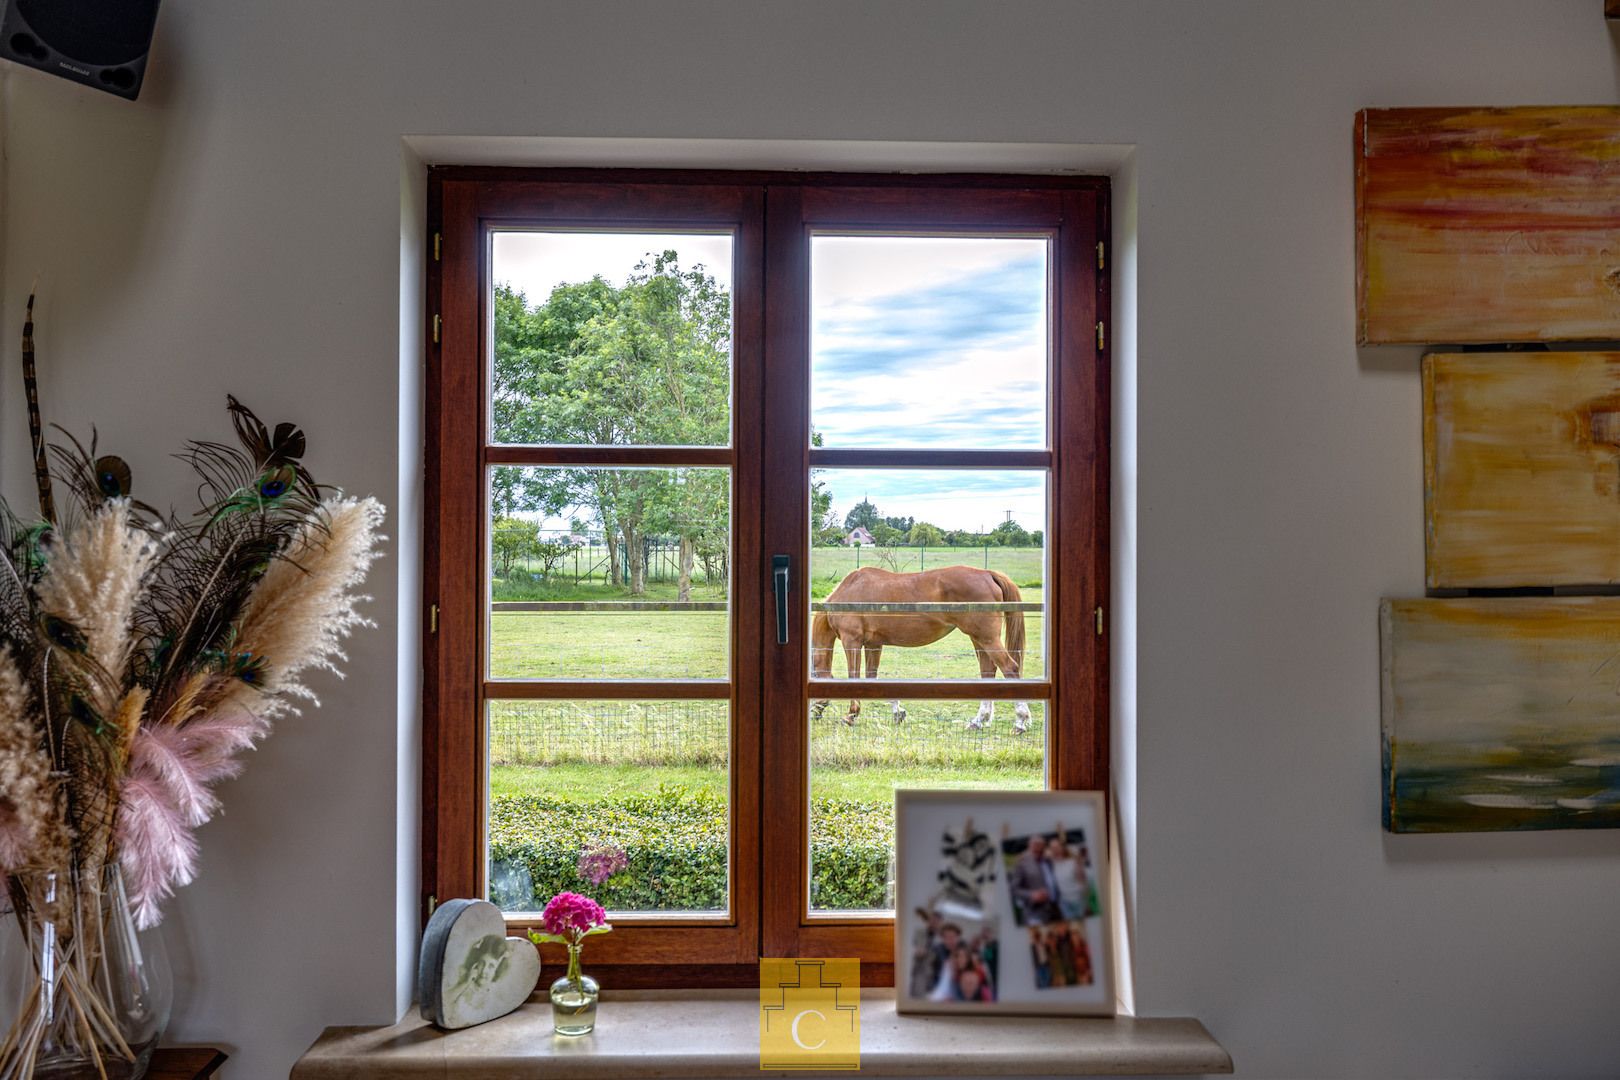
119,709,271,920
116,773,200,929
127,710,268,827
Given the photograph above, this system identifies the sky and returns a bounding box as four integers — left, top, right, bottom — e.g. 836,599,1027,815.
491,230,1047,533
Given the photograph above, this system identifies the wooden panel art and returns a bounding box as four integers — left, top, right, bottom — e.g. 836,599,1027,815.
1424,351,1620,589
1381,597,1620,833
1357,107,1620,344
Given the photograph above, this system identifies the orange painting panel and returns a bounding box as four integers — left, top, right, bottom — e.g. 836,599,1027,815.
1356,107,1620,345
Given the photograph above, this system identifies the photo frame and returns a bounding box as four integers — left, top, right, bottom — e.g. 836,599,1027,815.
894,789,1113,1016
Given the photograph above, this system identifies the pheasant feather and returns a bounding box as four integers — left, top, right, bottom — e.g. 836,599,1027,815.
21,293,55,523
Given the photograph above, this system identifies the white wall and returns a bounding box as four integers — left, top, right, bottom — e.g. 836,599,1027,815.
3,3,1618,1075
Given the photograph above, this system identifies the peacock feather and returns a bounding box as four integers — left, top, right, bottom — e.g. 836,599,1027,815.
137,396,322,718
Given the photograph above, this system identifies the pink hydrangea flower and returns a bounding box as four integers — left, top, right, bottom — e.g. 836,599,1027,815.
541,891,606,938
577,844,628,886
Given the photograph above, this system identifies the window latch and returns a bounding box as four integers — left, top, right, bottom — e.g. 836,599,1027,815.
772,555,791,645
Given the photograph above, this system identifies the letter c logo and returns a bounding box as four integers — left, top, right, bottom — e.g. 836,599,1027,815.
790,1009,826,1050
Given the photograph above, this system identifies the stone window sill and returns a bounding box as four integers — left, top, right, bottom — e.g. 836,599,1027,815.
292,989,1232,1078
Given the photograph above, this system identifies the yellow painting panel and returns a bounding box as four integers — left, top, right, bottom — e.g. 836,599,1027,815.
1424,352,1620,589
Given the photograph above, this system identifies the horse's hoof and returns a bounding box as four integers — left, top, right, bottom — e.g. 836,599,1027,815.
966,717,985,731
843,715,858,727
1013,722,1029,736
892,708,907,725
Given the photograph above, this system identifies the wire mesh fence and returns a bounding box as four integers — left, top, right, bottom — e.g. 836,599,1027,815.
498,537,1046,592
487,698,1046,769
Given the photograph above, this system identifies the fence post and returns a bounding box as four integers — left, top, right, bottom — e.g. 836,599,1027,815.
984,544,989,568
920,544,925,571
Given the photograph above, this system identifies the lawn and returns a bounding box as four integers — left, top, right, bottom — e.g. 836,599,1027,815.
489,760,1042,804
806,544,1045,594
500,545,1045,600
488,590,1045,681
484,551,1049,913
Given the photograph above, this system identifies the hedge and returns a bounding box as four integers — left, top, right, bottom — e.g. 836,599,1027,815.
488,786,894,912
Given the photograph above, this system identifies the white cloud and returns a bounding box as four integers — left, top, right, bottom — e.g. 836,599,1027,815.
492,230,734,302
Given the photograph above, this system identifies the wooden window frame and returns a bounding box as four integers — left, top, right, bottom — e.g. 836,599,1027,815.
424,168,1110,989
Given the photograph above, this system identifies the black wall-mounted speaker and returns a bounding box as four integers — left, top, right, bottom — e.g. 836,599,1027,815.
0,0,160,100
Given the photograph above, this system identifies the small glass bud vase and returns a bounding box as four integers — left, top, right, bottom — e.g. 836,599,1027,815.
549,944,599,1036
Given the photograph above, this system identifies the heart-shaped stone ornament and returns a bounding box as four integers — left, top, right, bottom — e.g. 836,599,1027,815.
417,898,541,1030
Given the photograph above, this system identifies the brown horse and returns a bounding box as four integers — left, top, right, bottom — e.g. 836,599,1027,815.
810,565,1031,733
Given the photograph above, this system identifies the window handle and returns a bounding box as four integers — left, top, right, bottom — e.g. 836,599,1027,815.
772,555,791,645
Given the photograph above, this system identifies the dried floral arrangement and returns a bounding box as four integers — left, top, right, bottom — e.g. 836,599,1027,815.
0,296,385,1075
0,299,385,1075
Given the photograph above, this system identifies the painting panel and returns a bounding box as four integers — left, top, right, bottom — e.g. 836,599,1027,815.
1424,351,1620,589
1356,107,1620,344
1381,597,1620,833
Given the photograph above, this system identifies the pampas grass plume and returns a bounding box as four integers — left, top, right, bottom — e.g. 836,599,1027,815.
225,495,384,719
0,647,66,873
35,499,158,711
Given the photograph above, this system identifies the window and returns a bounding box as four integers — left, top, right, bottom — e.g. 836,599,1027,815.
424,170,1109,986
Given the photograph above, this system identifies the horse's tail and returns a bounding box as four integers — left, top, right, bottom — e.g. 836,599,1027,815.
988,570,1025,676
810,611,836,678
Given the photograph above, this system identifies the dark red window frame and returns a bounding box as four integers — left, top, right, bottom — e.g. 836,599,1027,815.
423,168,1110,987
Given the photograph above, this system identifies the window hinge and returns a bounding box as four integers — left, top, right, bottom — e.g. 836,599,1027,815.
1096,321,1105,351
1095,605,1104,636
426,894,438,917
433,232,442,261
432,314,441,344
1097,240,1105,270
429,603,439,634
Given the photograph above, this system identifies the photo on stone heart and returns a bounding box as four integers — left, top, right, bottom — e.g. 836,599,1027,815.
448,933,513,1015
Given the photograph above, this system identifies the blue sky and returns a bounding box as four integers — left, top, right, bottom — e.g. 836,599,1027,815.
814,468,1045,537
810,235,1048,454
809,235,1048,530
492,231,1048,533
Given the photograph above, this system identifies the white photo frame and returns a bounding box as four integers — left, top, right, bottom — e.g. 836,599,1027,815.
894,789,1113,1016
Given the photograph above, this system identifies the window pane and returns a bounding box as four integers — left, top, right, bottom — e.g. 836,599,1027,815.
807,700,1046,914
488,700,729,916
489,465,730,680
809,469,1046,683
490,230,733,447
810,235,1048,449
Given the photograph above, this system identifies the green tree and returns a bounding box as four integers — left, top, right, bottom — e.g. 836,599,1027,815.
533,536,578,579
810,431,838,545
907,522,944,547
491,252,732,596
844,499,880,533
490,516,542,578
990,520,1032,547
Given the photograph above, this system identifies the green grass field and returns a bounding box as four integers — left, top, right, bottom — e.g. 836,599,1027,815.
489,590,1044,681
498,545,1044,600
807,544,1045,594
490,761,1041,804
485,552,1048,909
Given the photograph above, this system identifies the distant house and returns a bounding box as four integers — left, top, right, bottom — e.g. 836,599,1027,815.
845,526,875,547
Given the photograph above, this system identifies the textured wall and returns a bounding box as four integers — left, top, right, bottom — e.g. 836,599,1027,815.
2,3,1618,1075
